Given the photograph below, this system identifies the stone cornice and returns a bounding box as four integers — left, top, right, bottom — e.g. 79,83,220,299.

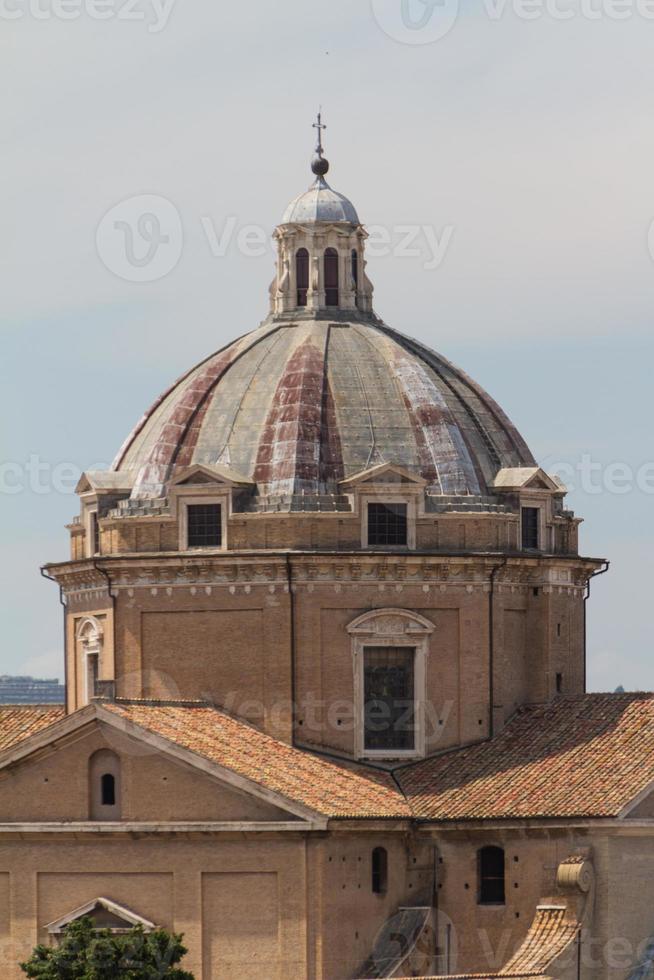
43,552,603,602
0,821,317,837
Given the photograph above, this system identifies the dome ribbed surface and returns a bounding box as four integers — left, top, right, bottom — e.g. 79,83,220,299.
281,178,360,224
113,319,535,500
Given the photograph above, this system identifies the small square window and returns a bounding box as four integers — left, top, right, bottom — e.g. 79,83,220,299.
187,504,222,548
367,503,408,547
521,507,540,550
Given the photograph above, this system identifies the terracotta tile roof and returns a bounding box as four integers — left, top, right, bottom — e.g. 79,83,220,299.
0,705,65,752
398,694,654,820
502,905,578,974
391,975,548,979
104,702,410,819
390,903,576,980
391,975,549,979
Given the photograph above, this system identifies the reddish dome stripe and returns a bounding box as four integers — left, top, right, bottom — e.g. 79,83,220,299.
254,329,332,495
129,324,281,498
114,319,536,503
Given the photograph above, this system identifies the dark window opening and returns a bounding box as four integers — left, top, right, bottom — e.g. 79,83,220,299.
364,647,415,752
368,502,408,546
478,846,505,905
90,511,100,555
87,654,99,701
187,504,222,548
296,248,309,307
351,249,359,306
372,847,388,894
101,773,116,807
521,507,540,550
556,672,563,694
324,248,339,306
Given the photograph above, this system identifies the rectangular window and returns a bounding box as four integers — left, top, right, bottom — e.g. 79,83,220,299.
363,647,415,752
367,503,408,546
187,504,222,548
86,653,99,703
90,511,100,555
521,507,540,550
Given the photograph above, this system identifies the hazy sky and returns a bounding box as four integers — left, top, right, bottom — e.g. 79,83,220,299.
1,0,653,690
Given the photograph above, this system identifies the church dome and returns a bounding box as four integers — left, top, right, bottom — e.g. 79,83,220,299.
282,177,360,225
113,117,535,507
113,318,535,503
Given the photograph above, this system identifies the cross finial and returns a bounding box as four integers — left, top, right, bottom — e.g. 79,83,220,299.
313,110,326,156
311,110,330,179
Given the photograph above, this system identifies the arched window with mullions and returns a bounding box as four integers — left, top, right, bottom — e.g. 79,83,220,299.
372,846,388,894
478,846,505,905
324,248,339,306
296,248,309,307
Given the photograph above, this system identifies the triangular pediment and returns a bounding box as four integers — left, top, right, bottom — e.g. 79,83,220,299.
75,471,134,495
170,463,254,489
493,467,563,493
46,897,156,935
340,462,427,490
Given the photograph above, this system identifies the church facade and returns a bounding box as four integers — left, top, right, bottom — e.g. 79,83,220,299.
2,122,654,980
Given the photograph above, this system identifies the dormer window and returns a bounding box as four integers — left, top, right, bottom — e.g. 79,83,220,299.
296,248,309,307
340,463,424,552
324,248,339,306
170,464,254,552
187,503,222,548
90,510,100,555
521,506,540,550
367,502,408,547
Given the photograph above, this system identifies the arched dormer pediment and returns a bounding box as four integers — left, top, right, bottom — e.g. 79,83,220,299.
347,608,435,638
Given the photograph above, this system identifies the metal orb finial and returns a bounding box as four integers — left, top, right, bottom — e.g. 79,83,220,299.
311,111,329,177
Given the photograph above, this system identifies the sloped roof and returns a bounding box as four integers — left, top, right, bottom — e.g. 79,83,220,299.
398,973,551,980
2,696,652,825
103,702,410,820
0,705,64,752
391,974,549,979
398,694,654,821
389,899,578,980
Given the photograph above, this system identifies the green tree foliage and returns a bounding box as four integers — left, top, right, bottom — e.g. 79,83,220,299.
20,917,195,980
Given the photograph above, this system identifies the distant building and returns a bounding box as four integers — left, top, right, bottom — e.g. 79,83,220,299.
0,675,65,705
